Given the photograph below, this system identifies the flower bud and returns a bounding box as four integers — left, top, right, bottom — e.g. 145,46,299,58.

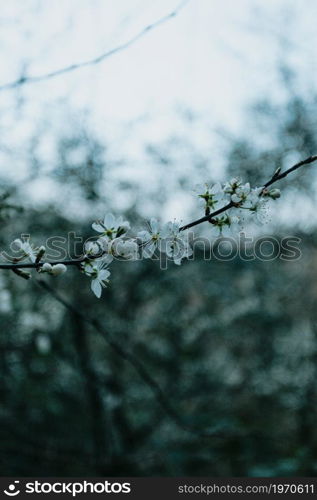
36,245,46,263
41,263,52,272
268,188,281,199
85,241,102,256
12,239,23,250
51,263,67,276
110,238,139,260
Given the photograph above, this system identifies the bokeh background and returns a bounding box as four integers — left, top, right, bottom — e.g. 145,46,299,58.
1,0,317,476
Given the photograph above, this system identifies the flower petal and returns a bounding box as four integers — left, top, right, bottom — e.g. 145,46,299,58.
137,230,151,242
91,279,102,298
92,222,105,233
143,241,156,258
150,218,159,233
99,269,110,281
103,213,115,229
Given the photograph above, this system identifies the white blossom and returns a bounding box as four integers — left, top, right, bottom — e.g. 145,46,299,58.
83,260,111,298
210,215,241,237
223,177,243,195
195,182,226,210
7,172,284,298
13,238,37,263
84,240,103,257
92,213,130,240
251,200,270,225
137,218,163,258
159,221,192,265
110,238,139,260
231,183,251,204
242,187,270,225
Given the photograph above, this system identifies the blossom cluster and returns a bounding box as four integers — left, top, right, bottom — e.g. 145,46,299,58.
6,177,281,298
82,214,193,297
195,179,280,235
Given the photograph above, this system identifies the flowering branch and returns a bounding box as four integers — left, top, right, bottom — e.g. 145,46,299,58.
2,154,317,297
180,154,317,231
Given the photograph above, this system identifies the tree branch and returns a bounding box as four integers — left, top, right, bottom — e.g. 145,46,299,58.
0,0,190,92
0,259,84,270
262,154,317,189
0,154,316,270
179,154,317,231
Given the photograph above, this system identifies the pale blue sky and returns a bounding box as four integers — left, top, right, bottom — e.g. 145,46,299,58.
0,0,316,222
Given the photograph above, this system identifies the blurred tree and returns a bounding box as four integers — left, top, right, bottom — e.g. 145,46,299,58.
1,76,317,477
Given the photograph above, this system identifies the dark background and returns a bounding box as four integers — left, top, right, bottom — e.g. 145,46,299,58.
1,1,317,477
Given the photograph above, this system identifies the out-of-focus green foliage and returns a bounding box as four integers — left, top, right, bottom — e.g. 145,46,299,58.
1,88,317,477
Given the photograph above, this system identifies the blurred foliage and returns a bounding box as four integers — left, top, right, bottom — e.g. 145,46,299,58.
1,85,317,477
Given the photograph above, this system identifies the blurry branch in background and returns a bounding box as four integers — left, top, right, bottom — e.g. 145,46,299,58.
35,278,227,440
0,153,315,274
0,0,190,92
0,189,23,221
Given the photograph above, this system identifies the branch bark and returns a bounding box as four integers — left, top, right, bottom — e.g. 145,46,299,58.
0,154,316,271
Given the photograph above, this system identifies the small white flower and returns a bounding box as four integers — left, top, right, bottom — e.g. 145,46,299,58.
195,182,226,210
84,240,104,257
51,264,67,276
137,218,163,258
83,260,111,298
245,187,262,205
223,177,243,195
231,183,251,204
13,238,37,263
242,187,270,225
110,238,139,260
210,215,241,237
159,221,192,265
251,200,270,225
92,213,130,239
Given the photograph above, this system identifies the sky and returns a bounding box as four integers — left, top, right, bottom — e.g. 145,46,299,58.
0,0,317,221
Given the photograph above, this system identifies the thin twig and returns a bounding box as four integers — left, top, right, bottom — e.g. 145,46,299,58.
179,154,317,231
179,201,234,231
0,0,190,92
262,154,317,189
0,154,317,271
0,259,84,270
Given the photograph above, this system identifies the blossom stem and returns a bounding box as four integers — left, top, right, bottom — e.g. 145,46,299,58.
180,154,317,232
0,259,85,270
1,154,317,270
